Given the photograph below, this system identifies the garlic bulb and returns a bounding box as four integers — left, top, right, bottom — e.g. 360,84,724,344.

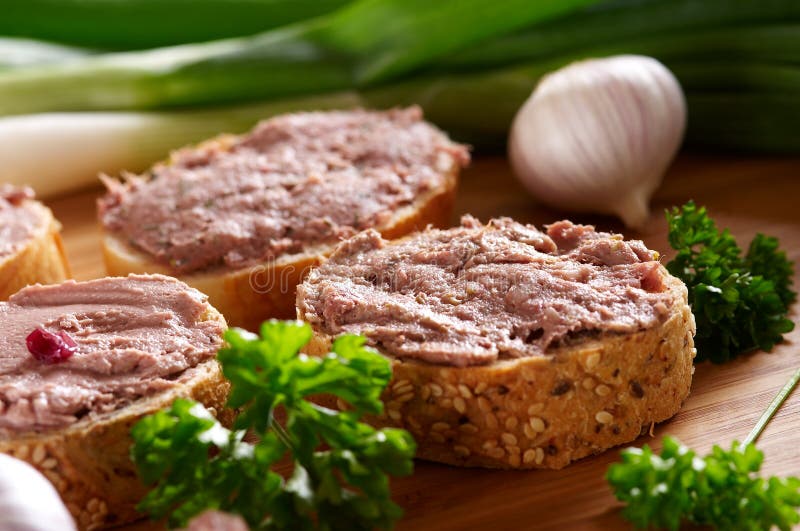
509,55,686,229
0,453,77,531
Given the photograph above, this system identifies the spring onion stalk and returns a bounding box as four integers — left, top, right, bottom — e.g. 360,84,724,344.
438,0,800,70
0,38,95,70
0,0,598,116
0,0,352,50
6,56,800,199
0,92,362,197
743,368,800,446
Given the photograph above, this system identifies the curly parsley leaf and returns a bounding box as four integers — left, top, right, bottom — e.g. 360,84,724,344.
607,437,800,531
131,320,416,530
666,201,796,363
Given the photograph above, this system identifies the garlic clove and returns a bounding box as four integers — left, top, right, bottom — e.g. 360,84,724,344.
0,453,77,531
509,55,686,230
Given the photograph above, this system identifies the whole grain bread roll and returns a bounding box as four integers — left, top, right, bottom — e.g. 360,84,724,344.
0,275,230,530
0,185,70,300
297,217,696,469
99,107,468,331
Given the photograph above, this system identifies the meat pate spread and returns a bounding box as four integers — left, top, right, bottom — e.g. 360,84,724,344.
0,185,43,261
99,107,469,274
298,217,675,367
0,275,224,432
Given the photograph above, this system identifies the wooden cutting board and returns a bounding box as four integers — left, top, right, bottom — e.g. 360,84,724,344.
48,154,800,531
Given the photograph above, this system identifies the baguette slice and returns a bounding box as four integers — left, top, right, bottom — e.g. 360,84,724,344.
101,108,466,331
0,188,70,300
0,276,230,530
297,219,696,469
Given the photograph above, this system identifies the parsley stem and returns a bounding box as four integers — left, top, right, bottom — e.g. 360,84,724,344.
743,367,800,446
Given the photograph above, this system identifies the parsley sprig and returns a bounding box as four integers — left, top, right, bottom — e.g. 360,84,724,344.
666,201,796,363
607,368,800,531
131,320,416,530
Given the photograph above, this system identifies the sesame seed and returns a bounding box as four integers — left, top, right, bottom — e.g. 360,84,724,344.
430,432,446,444
394,385,414,397
508,454,521,467
475,382,488,395
527,403,544,416
392,379,411,391
595,384,611,397
501,433,518,446
505,416,519,430
397,392,414,403
485,413,499,430
440,398,453,409
460,423,479,434
595,411,614,424
535,447,545,465
477,396,491,412
387,409,402,421
458,384,473,399
454,445,471,457
488,447,506,459
453,397,467,414
529,417,545,433
483,439,498,450
32,445,46,464
445,384,459,397
87,498,100,513
41,458,58,469
14,446,30,460
582,377,595,390
429,383,444,397
585,352,601,370
523,449,537,464
336,398,347,410
421,385,432,400
432,422,450,432
523,423,536,439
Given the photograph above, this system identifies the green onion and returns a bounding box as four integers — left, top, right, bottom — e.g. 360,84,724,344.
0,92,362,197
0,0,352,50
0,37,95,71
438,0,800,70
0,0,598,116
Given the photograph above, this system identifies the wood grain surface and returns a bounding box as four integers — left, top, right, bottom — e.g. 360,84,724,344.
47,154,800,531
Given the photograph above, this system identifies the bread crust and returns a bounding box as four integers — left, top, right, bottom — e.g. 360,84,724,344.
0,307,230,530
0,201,70,300
300,274,695,470
102,137,461,332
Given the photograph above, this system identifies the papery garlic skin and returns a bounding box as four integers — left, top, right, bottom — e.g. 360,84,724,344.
509,55,686,229
0,453,77,531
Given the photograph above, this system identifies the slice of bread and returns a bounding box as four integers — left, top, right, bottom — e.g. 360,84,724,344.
1,197,70,300
297,219,696,469
100,109,466,331
102,163,458,332
0,282,230,530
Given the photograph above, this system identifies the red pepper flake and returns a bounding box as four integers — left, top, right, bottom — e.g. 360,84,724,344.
26,328,77,364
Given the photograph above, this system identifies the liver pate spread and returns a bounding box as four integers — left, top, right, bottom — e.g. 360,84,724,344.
298,217,675,367
0,275,224,432
0,185,43,260
99,107,469,274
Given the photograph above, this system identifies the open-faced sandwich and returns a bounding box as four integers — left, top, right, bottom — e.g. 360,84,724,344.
0,274,229,529
0,184,70,299
99,107,469,330
297,216,696,469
